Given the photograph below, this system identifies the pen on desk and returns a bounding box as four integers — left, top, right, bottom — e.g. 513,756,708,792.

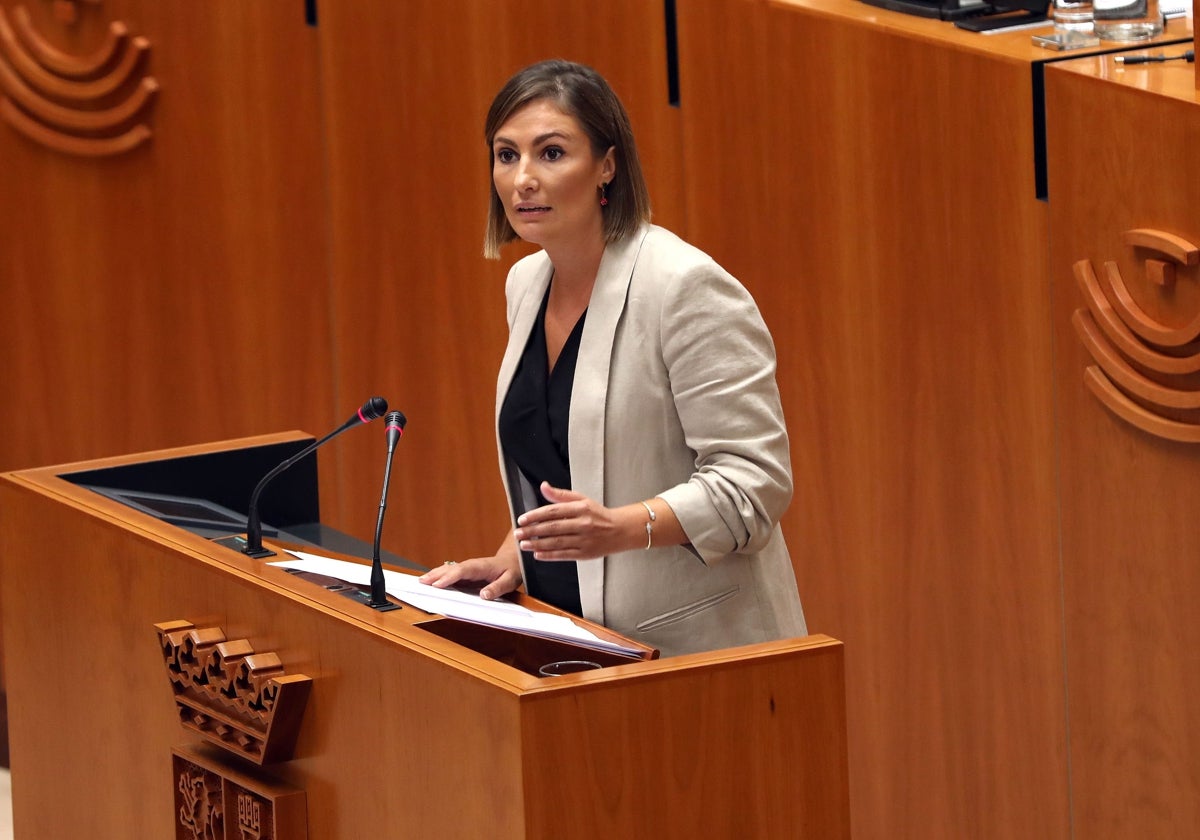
1114,50,1196,65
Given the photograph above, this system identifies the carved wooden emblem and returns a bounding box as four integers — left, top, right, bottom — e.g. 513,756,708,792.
155,620,312,765
1073,228,1200,442
173,744,307,840
0,0,157,155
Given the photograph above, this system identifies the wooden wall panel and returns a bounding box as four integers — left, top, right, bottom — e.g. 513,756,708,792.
1046,59,1200,839
315,0,685,566
0,1,334,468
677,1,1068,836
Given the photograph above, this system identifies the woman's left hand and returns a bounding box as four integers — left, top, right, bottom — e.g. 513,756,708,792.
514,482,640,560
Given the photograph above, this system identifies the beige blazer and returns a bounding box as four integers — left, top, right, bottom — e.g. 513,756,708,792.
495,225,807,656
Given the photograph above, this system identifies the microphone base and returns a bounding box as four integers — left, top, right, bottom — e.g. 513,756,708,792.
367,599,403,612
340,587,402,612
213,534,277,559
279,568,401,611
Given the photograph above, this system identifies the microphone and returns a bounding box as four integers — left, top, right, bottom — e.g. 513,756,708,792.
368,410,407,611
233,396,389,558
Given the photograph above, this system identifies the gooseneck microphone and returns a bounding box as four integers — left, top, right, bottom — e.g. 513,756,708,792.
237,396,389,558
368,410,407,611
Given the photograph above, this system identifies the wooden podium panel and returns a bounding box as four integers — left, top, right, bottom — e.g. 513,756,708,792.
1046,56,1200,838
0,434,849,839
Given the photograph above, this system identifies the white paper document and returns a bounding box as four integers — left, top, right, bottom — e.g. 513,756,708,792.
271,552,642,657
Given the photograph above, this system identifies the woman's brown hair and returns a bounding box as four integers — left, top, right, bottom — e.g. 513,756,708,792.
483,60,652,259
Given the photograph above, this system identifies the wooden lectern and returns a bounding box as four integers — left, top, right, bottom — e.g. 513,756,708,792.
0,433,849,839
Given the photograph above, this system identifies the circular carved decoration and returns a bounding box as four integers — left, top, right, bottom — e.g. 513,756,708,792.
1073,228,1200,442
0,1,157,156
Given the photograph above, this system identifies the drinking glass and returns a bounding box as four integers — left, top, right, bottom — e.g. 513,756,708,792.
538,660,602,677
1033,0,1100,48
1093,0,1164,40
1055,0,1096,31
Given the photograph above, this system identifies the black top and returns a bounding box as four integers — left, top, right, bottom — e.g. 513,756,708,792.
497,288,585,616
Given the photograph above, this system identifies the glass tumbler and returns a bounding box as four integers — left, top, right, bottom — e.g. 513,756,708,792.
1093,0,1164,40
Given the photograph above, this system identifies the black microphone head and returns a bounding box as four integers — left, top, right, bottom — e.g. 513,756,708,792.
360,396,388,422
385,410,407,431
385,411,406,449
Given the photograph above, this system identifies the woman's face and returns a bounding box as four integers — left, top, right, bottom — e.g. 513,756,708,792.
491,99,615,254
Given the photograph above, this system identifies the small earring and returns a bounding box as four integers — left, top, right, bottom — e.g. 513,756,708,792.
599,183,609,207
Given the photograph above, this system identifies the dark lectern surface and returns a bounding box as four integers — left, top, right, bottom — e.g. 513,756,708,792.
64,435,423,572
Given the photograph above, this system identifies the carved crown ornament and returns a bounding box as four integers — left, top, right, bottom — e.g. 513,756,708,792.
155,620,313,766
1072,227,1200,442
0,0,157,156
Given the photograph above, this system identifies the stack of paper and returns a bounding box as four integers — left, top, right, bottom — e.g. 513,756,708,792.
272,552,643,657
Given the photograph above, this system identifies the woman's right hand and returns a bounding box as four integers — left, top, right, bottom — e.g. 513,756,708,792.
417,533,523,601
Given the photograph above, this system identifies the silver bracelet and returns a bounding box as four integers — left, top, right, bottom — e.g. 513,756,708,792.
640,500,657,550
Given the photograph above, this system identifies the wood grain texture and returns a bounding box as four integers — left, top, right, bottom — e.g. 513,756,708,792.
678,1,1068,836
520,645,850,838
0,0,337,467
1046,56,1200,838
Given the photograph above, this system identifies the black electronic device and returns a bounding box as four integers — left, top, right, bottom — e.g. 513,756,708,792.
66,434,426,577
953,0,1050,31
859,0,1049,28
859,0,989,21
